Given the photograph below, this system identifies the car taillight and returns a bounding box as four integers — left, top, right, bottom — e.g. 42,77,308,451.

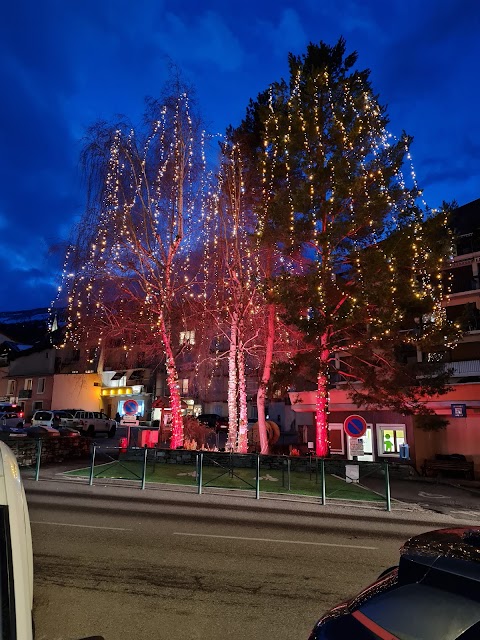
19,412,24,418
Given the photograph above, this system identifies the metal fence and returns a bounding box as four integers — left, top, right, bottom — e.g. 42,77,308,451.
29,441,393,510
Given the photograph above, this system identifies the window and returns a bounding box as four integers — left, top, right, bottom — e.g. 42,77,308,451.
127,369,144,382
376,424,405,457
181,378,189,395
37,378,46,394
6,380,15,395
25,379,33,391
328,423,345,455
179,330,195,345
111,371,126,381
33,401,43,411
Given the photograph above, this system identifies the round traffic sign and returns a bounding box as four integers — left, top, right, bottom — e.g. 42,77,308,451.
343,414,367,438
123,399,139,415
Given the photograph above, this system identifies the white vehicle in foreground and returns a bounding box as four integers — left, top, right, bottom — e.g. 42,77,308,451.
0,441,103,639
0,440,33,638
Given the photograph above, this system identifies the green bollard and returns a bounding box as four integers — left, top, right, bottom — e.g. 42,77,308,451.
321,458,326,505
141,445,148,490
287,458,291,491
385,461,391,511
197,452,203,495
34,438,42,481
88,443,97,486
255,453,260,499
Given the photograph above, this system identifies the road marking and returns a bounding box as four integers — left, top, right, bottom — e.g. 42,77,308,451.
418,491,449,499
31,521,132,531
174,532,377,550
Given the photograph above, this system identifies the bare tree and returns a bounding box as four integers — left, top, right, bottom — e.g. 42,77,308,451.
60,85,206,449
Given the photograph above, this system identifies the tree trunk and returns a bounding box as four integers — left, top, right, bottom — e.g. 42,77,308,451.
256,302,275,454
226,312,239,451
158,313,184,449
315,335,330,457
237,337,248,453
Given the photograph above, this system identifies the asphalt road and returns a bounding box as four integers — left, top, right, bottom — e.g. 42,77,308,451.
24,478,477,640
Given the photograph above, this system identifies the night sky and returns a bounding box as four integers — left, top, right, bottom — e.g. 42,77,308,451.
1,0,479,312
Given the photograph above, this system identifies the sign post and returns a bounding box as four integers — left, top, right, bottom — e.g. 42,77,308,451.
344,415,367,474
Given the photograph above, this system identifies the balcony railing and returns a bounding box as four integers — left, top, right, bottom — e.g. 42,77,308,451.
447,359,480,377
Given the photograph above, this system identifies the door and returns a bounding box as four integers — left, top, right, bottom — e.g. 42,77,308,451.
347,425,374,462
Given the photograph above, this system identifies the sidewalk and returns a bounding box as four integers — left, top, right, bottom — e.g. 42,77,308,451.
361,474,480,519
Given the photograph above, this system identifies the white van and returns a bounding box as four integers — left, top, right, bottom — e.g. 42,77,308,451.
0,442,105,639
0,440,34,638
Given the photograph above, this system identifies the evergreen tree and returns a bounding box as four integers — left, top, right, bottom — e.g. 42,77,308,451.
235,38,457,455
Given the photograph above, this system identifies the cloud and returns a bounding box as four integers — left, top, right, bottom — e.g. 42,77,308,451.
158,11,246,73
258,9,307,57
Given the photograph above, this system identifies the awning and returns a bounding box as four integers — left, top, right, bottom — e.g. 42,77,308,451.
127,368,149,383
111,370,127,381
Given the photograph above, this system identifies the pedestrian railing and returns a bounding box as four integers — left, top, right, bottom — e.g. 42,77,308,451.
27,441,394,510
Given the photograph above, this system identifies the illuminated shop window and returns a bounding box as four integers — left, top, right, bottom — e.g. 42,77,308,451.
376,424,405,457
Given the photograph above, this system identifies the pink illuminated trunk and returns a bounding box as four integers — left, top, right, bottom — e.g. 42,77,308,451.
315,336,330,457
237,338,248,453
226,313,239,451
158,314,184,449
256,302,275,454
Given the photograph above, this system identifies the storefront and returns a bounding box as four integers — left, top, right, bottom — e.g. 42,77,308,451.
100,369,152,420
289,390,414,462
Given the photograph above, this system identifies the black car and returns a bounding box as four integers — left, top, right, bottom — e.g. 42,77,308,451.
197,413,228,430
309,527,480,640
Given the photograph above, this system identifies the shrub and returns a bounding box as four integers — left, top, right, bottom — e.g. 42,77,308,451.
183,415,215,447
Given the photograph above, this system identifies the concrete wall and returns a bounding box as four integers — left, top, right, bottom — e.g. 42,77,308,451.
415,418,480,478
52,373,102,411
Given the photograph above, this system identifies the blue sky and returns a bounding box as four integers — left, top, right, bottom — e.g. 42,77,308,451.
1,0,479,311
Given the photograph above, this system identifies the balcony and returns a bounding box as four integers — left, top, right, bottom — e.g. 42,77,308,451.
447,360,480,378
18,389,32,399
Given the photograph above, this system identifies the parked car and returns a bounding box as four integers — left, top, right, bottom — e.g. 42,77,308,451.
56,426,81,438
26,425,61,438
64,410,117,438
0,403,24,416
197,413,228,430
31,410,68,428
0,404,25,428
308,527,480,640
0,411,27,436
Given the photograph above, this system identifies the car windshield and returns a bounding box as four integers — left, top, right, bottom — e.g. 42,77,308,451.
354,583,480,640
34,412,52,421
